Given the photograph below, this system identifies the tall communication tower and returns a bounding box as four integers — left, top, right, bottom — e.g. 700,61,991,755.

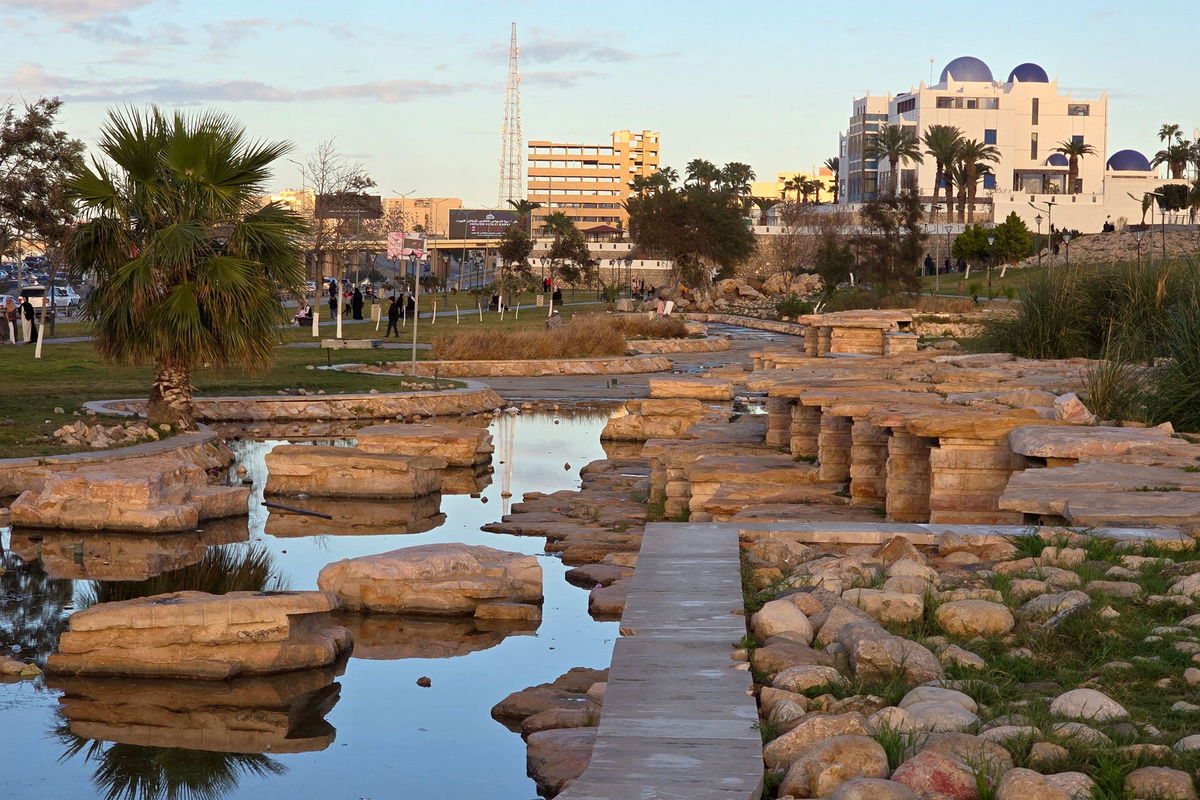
498,22,523,208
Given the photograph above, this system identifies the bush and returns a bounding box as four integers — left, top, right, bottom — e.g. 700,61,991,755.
775,293,814,319
604,313,688,340
430,315,626,360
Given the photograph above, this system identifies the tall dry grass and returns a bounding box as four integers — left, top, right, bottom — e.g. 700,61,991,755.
602,313,688,340
430,315,627,360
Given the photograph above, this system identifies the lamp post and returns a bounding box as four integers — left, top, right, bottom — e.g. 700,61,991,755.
625,254,634,300
1132,226,1145,267
1028,200,1056,267
1034,214,1043,267
409,253,419,364
986,232,996,290
1147,191,1167,260
1062,231,1073,266
941,225,952,294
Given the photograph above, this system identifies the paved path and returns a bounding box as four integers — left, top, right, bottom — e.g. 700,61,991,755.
558,522,762,800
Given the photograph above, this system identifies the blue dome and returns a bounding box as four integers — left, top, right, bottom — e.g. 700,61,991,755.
1008,62,1049,83
1045,153,1069,167
1106,149,1152,171
940,56,993,83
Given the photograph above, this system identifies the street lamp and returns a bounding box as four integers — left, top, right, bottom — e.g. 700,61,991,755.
1034,214,1043,267
1132,226,1145,267
624,254,634,300
941,225,952,294
1062,231,1073,266
986,232,996,290
1146,191,1167,260
1028,200,1056,267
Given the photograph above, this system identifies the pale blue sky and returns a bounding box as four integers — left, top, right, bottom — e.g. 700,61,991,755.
5,0,1198,206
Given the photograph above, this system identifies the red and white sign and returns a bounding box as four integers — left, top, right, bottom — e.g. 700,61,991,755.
387,232,426,260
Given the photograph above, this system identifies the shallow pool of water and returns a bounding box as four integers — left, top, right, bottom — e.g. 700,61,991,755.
0,411,618,800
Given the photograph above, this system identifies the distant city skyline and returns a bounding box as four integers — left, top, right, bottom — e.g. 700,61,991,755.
4,0,1198,207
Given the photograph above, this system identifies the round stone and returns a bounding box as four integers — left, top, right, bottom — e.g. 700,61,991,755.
935,600,1015,637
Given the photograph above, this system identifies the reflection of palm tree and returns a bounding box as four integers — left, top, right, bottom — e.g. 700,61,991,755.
58,729,286,800
0,550,74,665
81,544,282,609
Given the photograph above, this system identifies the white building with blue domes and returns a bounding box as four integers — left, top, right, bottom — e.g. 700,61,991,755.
838,57,1172,231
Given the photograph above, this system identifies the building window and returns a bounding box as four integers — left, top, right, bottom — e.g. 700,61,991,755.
984,129,997,145
1072,135,1084,145
1031,98,1039,125
1030,132,1038,160
897,97,916,114
983,173,996,190
1068,104,1090,116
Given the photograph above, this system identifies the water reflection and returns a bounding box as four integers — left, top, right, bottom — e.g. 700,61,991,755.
264,495,446,538
336,613,538,660
9,519,249,582
0,545,73,664
79,544,283,609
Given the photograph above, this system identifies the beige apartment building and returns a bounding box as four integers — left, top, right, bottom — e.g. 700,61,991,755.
380,197,462,237
526,129,661,231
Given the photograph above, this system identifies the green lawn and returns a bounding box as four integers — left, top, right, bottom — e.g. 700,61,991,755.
0,301,610,459
918,262,1046,298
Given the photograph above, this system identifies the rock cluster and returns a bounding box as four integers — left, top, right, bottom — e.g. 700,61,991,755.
264,445,444,499
52,419,167,450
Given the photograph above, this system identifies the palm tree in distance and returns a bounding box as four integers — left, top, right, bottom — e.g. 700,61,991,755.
684,158,720,187
955,138,1000,221
68,107,308,429
1152,141,1192,180
656,166,679,185
922,124,964,213
823,157,840,204
1052,139,1098,195
945,161,969,222
719,162,756,200
506,199,541,234
750,197,778,226
867,125,923,195
1159,123,1182,144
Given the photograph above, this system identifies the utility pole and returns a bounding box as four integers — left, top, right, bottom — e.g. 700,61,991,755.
498,23,523,208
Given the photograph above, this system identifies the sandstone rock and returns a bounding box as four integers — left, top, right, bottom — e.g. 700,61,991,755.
1123,767,1198,800
886,558,939,584
830,778,919,800
997,768,1095,800
47,591,350,679
843,589,925,625
935,600,1015,638
900,686,977,713
265,445,443,499
1171,574,1200,598
1018,590,1090,621
773,664,844,693
939,645,985,670
872,701,977,733
815,604,876,646
1174,734,1200,752
1050,722,1111,745
780,734,890,797
1053,392,1097,424
763,712,869,769
354,422,493,467
919,732,1013,773
317,544,542,615
891,749,977,800
1049,688,1128,722
1029,741,1070,765
839,623,943,684
647,376,734,401
752,637,835,677
526,727,596,797
748,538,816,570
752,598,814,643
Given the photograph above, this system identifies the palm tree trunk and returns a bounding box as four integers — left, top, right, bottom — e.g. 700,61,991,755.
147,358,195,429
891,163,899,195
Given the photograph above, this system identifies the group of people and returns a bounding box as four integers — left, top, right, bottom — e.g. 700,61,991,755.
921,255,971,276
1,296,39,345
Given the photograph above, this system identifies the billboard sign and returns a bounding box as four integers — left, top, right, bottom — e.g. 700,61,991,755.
315,193,383,220
448,209,518,240
387,232,426,259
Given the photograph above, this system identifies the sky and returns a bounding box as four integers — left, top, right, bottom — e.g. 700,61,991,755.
4,0,1198,207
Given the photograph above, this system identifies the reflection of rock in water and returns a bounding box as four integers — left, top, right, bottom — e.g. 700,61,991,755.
8,517,250,581
441,466,493,495
50,663,343,753
264,494,446,538
601,440,644,461
335,613,538,660
0,550,74,665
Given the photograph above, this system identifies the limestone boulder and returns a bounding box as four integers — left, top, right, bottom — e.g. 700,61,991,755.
317,543,542,615
839,623,944,684
935,600,1015,638
996,768,1095,800
1049,688,1128,722
600,398,705,441
265,445,443,498
526,727,596,797
1123,767,1197,800
843,589,924,625
891,750,978,800
46,591,351,680
830,778,919,800
763,712,869,769
779,734,890,798
647,376,734,401
354,422,493,467
773,664,844,693
752,598,814,643
872,701,977,733
1018,590,1090,621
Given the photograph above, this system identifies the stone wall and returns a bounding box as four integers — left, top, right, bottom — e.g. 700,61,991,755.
341,356,672,379
626,338,730,354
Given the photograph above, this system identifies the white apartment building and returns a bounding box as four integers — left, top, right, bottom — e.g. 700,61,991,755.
837,57,1175,230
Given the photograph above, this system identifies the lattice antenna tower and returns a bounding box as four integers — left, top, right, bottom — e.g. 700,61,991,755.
498,22,523,208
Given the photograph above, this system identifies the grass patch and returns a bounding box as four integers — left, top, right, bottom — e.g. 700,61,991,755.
430,314,626,360
605,313,689,340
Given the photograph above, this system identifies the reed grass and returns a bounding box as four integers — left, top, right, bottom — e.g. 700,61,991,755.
429,314,627,360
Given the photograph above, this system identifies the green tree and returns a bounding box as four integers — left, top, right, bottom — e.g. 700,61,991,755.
1156,183,1191,211
506,198,541,234
1158,123,1182,143
992,211,1033,263
684,158,720,187
0,98,85,252
956,138,1000,221
1053,139,1098,194
625,166,755,288
812,231,854,289
856,191,926,293
1152,141,1191,180
540,211,596,286
866,124,923,195
750,197,779,225
922,124,963,214
718,162,756,199
67,107,308,429
823,157,840,204
951,224,992,263
497,222,534,295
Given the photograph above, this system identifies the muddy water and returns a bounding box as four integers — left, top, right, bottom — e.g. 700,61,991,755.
0,410,618,800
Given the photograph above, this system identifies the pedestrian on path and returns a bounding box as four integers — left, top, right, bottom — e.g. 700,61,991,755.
351,288,364,320
327,280,337,319
20,297,37,344
386,296,400,337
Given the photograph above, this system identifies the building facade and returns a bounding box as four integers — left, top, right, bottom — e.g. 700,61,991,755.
750,168,837,204
526,129,661,231
380,197,462,238
840,95,890,204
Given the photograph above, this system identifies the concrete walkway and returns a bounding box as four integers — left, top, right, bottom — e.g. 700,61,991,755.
558,522,762,800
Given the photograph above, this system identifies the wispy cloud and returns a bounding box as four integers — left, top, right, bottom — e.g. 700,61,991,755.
0,0,159,22
12,63,475,104
202,16,360,52
479,28,637,65
522,70,603,88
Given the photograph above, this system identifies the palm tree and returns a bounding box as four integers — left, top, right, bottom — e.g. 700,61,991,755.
67,107,308,429
506,199,542,234
1152,141,1192,180
955,139,1000,221
922,124,964,213
1052,139,1098,194
809,178,823,205
782,175,804,203
822,157,840,204
867,124,923,195
684,158,720,187
719,162,756,199
656,165,679,185
750,197,779,226
945,161,969,223
1159,123,1182,144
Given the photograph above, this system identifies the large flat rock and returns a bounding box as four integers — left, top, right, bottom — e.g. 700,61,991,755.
1008,424,1181,460
647,377,733,401
355,422,493,467
264,444,443,498
317,543,543,615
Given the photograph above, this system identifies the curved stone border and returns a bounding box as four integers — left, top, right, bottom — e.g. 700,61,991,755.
338,354,672,378
681,312,808,336
88,381,506,422
0,425,224,498
627,337,730,354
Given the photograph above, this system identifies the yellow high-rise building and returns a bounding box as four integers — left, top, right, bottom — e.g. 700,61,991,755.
750,168,837,204
526,129,661,231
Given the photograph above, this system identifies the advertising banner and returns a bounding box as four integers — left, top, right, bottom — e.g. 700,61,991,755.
315,193,383,220
387,232,426,259
448,209,519,240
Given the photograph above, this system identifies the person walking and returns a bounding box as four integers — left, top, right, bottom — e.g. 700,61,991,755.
351,287,364,320
386,296,400,337
327,280,337,320
20,297,37,344
552,286,562,306
923,254,934,276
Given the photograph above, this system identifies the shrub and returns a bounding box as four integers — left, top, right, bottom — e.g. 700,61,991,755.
602,313,688,340
430,315,626,360
775,293,814,319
